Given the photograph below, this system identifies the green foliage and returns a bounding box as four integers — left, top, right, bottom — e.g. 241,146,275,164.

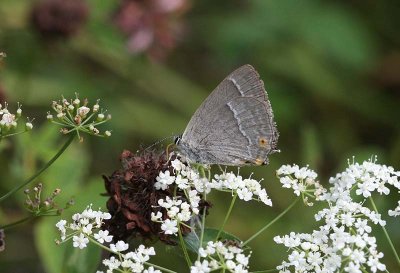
1,0,400,272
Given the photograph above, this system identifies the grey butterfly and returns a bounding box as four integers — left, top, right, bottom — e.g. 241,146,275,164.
175,64,279,166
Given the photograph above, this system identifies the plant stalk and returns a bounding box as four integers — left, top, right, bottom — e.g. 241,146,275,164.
369,197,400,266
242,197,300,247
215,193,237,241
0,134,75,203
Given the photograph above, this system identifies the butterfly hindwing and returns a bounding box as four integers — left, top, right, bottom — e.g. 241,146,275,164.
179,65,278,165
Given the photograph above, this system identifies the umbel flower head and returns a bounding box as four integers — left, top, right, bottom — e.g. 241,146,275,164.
0,102,33,139
47,94,111,142
274,157,400,273
103,150,209,244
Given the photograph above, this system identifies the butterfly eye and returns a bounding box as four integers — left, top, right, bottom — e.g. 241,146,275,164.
174,135,182,145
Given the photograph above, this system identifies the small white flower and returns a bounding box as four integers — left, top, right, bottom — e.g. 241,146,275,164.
175,175,189,189
78,106,90,117
82,223,93,235
94,230,113,244
110,240,129,252
56,219,67,232
26,122,33,130
103,256,121,270
171,158,185,172
151,211,163,221
161,219,178,235
72,233,89,249
56,219,67,240
1,113,15,126
191,260,211,273
155,170,175,190
143,267,162,273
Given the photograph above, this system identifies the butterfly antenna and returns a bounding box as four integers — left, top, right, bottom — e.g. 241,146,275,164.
166,142,176,159
144,133,178,152
144,136,171,151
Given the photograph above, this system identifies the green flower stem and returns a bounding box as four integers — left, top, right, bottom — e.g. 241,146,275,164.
88,236,118,256
241,197,300,247
0,215,35,230
198,192,207,261
215,193,237,241
0,130,29,139
178,223,192,268
0,212,60,230
369,196,400,266
0,134,75,203
198,165,206,179
249,269,278,273
144,262,177,273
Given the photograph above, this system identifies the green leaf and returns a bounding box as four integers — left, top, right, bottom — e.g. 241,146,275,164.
62,242,102,273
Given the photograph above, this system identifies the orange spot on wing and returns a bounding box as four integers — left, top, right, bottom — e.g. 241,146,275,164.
258,137,268,148
254,158,264,165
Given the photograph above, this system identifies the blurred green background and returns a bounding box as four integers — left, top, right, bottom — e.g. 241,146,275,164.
1,0,400,272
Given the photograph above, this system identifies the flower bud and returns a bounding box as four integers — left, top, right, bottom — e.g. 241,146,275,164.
93,103,99,112
26,122,33,130
78,106,90,117
97,113,104,121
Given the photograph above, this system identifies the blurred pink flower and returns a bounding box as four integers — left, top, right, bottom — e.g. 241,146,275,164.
113,0,189,61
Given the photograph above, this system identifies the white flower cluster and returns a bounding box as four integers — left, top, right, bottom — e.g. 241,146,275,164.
152,159,272,235
0,102,33,137
323,157,400,213
56,205,159,273
211,172,272,206
276,164,325,205
274,158,395,273
99,245,159,273
156,159,272,205
274,226,386,273
56,205,112,245
151,195,199,235
191,241,251,273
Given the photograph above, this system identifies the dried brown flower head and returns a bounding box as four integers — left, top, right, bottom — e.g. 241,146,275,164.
103,149,209,244
31,0,89,39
